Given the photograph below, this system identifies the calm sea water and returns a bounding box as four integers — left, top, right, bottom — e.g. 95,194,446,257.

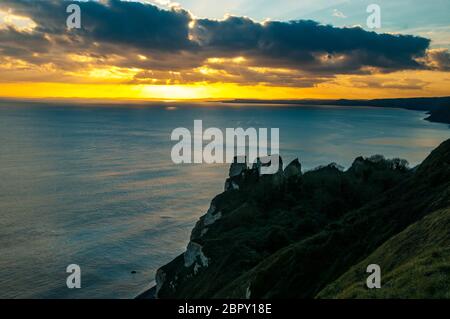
0,101,448,298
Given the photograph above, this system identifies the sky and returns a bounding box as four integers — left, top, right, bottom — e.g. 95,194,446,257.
0,0,449,100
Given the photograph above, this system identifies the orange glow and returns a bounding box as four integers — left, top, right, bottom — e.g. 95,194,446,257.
0,70,449,100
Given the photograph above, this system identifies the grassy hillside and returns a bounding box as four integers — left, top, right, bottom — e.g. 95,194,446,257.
318,207,450,299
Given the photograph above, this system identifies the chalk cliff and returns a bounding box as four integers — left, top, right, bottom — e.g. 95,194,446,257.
150,139,450,299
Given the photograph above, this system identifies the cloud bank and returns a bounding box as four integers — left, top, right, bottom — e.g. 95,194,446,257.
0,0,448,87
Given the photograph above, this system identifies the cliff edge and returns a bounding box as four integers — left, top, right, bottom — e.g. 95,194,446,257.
148,139,450,299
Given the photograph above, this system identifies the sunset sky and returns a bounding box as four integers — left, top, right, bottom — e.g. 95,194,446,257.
0,0,449,100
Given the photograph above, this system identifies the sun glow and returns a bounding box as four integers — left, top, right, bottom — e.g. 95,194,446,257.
0,71,449,101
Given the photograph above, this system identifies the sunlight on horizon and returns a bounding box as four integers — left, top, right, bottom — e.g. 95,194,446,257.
1,68,450,101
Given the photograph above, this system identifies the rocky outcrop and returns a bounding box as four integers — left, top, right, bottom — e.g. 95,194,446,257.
229,156,247,177
253,155,283,175
184,242,209,268
224,155,287,191
284,158,302,179
203,205,222,227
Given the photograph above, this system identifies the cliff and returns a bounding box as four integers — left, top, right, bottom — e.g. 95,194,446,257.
150,139,450,299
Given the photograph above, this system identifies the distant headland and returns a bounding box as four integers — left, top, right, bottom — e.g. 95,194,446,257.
224,96,450,125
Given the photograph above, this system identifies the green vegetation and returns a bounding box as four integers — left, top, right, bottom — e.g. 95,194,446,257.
318,207,450,299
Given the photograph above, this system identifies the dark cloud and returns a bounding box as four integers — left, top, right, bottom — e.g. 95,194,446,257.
0,26,50,57
194,18,430,72
2,0,193,51
0,0,448,87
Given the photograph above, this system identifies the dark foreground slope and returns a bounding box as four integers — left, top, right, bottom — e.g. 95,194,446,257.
152,139,450,299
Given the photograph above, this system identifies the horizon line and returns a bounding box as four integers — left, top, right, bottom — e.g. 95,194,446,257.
1,95,450,105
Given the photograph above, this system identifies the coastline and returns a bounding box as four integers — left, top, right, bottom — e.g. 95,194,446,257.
2,96,449,125
223,96,450,125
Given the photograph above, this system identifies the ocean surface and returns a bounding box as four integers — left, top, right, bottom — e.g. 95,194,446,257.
0,101,448,298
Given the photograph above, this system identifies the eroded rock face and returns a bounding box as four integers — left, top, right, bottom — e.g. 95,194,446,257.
225,156,249,191
153,157,289,298
184,242,209,268
229,156,247,177
245,284,251,299
155,269,166,298
204,204,222,226
192,203,222,239
224,179,240,191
